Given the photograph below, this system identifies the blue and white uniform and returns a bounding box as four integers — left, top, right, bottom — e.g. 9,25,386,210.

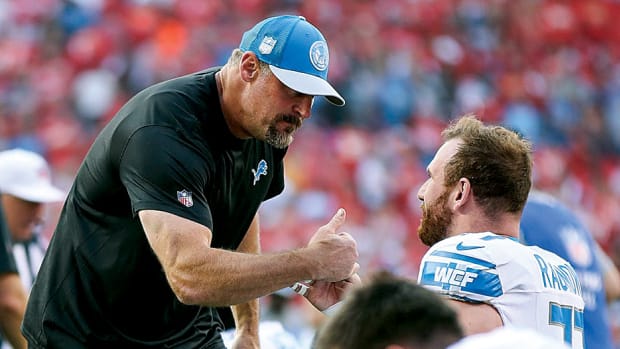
418,232,585,349
521,191,613,349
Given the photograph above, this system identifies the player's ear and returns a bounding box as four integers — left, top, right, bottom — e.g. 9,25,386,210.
240,52,260,82
453,177,471,208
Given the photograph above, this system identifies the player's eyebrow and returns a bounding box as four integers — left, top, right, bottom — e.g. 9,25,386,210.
426,168,432,178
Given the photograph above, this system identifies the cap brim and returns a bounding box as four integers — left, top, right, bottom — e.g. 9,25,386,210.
270,65,345,106
7,185,65,203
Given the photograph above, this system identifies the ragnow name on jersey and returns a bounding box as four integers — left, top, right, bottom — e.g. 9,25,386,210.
533,253,581,296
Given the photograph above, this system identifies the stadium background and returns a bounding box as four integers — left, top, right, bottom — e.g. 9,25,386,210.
2,0,620,346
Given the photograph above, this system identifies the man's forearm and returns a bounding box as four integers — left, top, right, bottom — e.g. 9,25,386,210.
231,299,259,339
230,214,260,341
142,209,357,307
0,274,28,349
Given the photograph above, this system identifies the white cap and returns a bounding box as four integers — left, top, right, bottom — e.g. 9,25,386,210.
0,149,65,203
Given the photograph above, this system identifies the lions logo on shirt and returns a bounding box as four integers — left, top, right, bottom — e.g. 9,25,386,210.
252,160,268,186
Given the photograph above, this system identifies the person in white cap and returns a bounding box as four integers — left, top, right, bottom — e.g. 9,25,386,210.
0,149,65,288
0,149,64,349
23,15,359,349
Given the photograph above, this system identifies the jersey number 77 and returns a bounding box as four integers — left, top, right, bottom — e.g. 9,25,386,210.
549,302,583,347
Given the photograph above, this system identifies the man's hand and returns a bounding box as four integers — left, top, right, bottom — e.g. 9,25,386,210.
305,208,359,282
229,330,260,349
300,274,362,311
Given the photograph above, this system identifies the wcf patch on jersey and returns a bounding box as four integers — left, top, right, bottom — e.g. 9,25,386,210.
177,189,193,207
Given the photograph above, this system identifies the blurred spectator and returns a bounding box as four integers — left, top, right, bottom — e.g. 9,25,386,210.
0,149,65,291
521,190,619,349
0,149,64,349
0,218,26,347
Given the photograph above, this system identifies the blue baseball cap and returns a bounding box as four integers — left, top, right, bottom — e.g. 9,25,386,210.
239,15,345,106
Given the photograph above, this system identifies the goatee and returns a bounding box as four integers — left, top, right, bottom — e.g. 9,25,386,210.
265,114,301,148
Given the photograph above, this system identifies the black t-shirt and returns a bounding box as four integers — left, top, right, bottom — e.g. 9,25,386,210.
23,68,286,348
0,203,18,275
0,203,19,349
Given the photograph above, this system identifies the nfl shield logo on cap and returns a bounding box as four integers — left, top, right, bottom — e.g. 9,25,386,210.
177,189,193,208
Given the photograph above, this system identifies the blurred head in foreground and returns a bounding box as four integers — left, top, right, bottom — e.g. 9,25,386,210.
313,271,463,349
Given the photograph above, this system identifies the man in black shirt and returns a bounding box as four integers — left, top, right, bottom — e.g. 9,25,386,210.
23,15,359,349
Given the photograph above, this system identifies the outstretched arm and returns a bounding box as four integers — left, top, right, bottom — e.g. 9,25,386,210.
139,208,358,307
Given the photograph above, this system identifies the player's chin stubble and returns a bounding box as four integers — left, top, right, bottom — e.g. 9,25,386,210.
418,190,453,246
265,114,301,149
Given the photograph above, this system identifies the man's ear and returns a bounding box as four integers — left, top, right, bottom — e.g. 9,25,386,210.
452,177,472,209
240,52,260,82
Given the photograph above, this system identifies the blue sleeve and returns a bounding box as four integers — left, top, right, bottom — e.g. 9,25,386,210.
418,237,504,302
119,125,213,229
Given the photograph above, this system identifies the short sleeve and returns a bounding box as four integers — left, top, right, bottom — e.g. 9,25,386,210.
418,236,504,303
119,125,213,229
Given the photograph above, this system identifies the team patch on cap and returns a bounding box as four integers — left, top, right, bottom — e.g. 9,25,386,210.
177,189,193,207
309,41,328,71
259,36,277,55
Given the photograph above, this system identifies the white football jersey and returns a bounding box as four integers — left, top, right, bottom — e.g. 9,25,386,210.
418,232,584,349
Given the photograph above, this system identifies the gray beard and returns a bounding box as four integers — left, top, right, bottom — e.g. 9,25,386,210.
265,125,293,149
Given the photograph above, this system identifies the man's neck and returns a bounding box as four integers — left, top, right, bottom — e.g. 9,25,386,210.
449,213,521,239
215,68,246,139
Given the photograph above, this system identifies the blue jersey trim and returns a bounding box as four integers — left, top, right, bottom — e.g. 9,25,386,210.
481,234,519,242
430,250,496,269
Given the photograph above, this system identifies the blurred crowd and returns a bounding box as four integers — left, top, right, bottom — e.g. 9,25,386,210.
2,0,620,345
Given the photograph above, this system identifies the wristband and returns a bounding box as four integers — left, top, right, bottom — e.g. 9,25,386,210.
291,282,310,297
322,301,342,316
